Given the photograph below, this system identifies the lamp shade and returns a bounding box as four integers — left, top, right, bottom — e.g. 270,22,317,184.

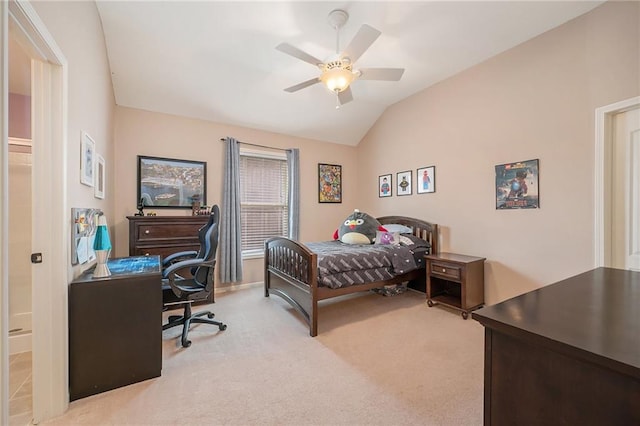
93,215,112,251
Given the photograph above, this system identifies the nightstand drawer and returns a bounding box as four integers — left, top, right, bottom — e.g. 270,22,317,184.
430,262,461,280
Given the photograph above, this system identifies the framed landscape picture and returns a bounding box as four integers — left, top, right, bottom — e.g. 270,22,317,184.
396,170,412,196
318,163,342,203
137,155,207,208
379,174,392,197
495,158,539,209
417,166,435,194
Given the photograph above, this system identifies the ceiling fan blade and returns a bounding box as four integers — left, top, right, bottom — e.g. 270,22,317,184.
338,87,353,105
358,68,405,81
342,24,381,64
284,77,321,93
276,43,323,67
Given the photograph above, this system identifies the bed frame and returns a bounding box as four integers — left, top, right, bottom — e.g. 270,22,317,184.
264,216,438,336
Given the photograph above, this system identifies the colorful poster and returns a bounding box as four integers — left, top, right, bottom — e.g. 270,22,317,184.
495,159,539,209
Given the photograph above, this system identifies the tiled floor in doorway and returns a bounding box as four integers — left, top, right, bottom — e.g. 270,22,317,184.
9,351,32,426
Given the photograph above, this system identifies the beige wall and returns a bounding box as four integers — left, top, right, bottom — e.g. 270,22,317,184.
32,1,116,278
357,1,640,304
113,107,358,286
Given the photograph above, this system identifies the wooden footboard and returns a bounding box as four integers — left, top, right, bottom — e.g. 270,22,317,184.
264,216,438,337
264,237,320,336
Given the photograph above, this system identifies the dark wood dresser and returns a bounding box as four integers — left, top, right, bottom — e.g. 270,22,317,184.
472,267,640,425
127,215,212,303
127,215,209,258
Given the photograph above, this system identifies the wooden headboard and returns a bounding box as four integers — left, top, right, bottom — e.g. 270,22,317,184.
377,215,438,254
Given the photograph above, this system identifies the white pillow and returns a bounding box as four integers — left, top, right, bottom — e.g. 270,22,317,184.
382,223,413,234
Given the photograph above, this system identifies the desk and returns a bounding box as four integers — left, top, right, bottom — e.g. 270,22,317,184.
69,256,162,401
472,268,640,425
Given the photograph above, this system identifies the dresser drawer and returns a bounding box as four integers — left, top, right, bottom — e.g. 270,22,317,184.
430,261,461,281
136,223,203,241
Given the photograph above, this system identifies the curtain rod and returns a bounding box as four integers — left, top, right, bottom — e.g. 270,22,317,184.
220,137,288,152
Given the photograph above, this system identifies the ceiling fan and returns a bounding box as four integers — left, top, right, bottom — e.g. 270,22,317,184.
276,9,405,107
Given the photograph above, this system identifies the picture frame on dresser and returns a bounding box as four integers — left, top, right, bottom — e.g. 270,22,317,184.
137,155,207,209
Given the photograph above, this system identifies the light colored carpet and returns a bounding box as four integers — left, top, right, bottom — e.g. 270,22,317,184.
45,287,484,425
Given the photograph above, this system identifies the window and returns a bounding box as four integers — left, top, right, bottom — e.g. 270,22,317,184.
239,150,289,256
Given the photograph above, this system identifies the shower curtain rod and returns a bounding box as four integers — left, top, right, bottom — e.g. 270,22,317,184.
219,137,288,152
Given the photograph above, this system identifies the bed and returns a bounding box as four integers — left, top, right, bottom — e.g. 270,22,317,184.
264,216,438,336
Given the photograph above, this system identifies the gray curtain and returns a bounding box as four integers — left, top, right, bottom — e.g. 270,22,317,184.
220,137,243,283
286,149,300,240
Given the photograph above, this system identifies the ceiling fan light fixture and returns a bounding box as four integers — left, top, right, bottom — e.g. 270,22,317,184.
320,61,356,93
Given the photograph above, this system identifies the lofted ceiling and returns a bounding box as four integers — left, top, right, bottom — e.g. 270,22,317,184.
95,1,604,146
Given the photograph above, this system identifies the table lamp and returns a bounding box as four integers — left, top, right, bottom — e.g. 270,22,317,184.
93,214,112,277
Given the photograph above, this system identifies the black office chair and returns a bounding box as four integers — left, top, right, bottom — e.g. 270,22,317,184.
162,205,227,347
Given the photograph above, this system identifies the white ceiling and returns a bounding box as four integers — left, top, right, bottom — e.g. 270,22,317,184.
96,1,604,146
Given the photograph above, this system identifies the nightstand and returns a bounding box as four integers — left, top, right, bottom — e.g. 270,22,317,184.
425,252,485,319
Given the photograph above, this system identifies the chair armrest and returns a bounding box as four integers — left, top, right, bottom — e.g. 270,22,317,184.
163,258,215,279
162,250,198,267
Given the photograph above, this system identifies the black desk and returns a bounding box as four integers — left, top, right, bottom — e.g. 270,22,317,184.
69,256,162,401
472,267,640,425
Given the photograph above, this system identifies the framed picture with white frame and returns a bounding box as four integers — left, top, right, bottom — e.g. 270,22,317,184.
80,131,95,187
95,154,105,199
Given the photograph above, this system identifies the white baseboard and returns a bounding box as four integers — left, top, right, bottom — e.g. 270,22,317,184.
215,281,262,294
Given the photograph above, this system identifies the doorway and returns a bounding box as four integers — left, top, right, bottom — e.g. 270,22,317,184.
2,1,69,424
7,26,33,424
595,96,640,269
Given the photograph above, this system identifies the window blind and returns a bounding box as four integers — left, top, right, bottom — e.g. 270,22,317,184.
239,154,289,253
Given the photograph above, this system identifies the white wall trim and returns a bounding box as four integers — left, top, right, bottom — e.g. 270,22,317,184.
1,3,10,424
594,96,640,267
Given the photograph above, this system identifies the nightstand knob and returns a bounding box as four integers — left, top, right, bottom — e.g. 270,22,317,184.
144,230,150,234
442,268,446,273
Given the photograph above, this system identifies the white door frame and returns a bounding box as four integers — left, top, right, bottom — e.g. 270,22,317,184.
2,0,68,423
595,96,640,267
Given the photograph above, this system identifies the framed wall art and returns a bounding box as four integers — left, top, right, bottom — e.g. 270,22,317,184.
495,158,539,209
417,166,436,194
94,154,105,199
137,155,207,208
80,131,95,187
378,174,392,197
318,163,342,203
396,170,412,196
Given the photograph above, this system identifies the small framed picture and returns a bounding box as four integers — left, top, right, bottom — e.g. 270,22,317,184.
94,154,105,199
318,163,342,203
396,170,412,196
417,166,436,194
378,174,392,197
80,131,95,187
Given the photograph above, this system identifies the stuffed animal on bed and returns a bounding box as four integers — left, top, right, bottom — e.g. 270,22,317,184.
333,209,387,244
